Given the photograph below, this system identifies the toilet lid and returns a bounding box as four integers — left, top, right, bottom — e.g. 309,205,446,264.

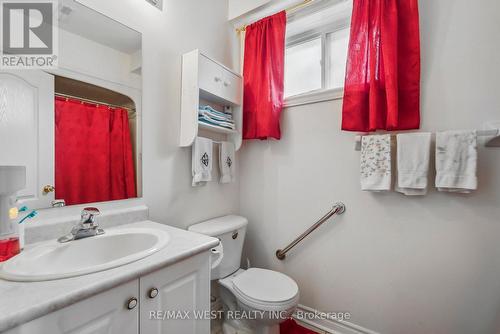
232,268,299,304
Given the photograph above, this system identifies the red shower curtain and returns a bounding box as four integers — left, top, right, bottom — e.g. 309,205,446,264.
341,0,421,132
55,97,136,205
243,11,287,140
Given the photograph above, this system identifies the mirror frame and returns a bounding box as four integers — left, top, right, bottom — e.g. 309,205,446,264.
45,0,143,210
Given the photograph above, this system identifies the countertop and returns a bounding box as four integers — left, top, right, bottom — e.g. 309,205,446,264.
0,221,219,332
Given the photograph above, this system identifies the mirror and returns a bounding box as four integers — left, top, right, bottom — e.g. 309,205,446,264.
0,0,142,209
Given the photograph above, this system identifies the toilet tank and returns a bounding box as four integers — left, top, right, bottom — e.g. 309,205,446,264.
188,215,248,279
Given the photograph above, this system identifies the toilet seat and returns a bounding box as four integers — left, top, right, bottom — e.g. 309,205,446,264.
230,268,299,311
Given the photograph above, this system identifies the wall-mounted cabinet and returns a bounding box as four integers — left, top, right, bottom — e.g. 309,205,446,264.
179,50,243,151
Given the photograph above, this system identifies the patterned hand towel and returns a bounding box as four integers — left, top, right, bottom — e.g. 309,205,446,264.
360,135,391,191
192,137,213,187
219,141,235,184
435,130,477,193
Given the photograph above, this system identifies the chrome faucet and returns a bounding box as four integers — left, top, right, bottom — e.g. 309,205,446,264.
58,207,105,243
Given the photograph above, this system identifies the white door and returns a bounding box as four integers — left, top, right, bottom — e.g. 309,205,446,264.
0,70,54,209
6,280,139,334
140,253,211,334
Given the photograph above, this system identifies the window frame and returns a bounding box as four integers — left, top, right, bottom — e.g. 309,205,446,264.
284,20,350,107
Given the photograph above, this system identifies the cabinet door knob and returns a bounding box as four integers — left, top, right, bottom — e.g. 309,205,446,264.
42,185,55,194
148,287,159,299
214,77,222,82
224,81,231,87
126,297,138,310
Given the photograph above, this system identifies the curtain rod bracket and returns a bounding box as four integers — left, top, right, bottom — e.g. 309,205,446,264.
235,0,313,34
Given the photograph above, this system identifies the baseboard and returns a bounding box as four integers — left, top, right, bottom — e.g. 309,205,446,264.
293,304,381,334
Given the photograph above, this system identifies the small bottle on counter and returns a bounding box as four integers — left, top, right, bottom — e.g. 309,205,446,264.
0,198,20,262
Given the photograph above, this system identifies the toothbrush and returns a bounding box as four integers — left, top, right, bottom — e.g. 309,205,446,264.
18,210,38,225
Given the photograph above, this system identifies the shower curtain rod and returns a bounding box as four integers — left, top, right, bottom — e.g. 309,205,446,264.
235,0,313,34
55,93,135,112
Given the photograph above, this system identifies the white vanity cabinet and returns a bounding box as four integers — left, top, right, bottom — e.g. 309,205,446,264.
139,251,211,333
6,280,139,334
6,252,211,334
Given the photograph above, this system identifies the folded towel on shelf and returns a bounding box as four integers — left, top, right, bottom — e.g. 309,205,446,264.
395,133,431,196
199,106,233,121
360,135,392,191
198,116,236,130
198,106,233,125
192,137,213,187
198,105,235,130
199,111,233,123
199,105,232,116
219,141,235,184
435,130,478,193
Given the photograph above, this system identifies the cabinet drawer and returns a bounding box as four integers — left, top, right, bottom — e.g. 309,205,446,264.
221,70,242,105
198,54,223,97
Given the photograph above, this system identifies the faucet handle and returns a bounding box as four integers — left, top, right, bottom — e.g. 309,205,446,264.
80,207,100,226
82,207,100,216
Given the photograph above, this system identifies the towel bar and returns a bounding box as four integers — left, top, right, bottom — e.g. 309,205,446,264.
354,128,500,151
275,202,346,260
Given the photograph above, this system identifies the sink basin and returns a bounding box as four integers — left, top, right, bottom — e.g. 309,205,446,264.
0,228,170,282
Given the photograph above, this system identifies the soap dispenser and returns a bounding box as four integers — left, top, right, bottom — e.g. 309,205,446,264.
0,166,26,262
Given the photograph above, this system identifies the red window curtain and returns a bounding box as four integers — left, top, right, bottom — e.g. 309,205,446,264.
55,97,136,206
341,0,421,132
243,11,287,140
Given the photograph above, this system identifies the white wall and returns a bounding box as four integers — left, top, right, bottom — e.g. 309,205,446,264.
239,0,500,333
58,29,141,89
73,0,241,228
228,0,271,20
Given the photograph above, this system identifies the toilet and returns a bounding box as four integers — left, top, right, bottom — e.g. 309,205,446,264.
189,215,299,334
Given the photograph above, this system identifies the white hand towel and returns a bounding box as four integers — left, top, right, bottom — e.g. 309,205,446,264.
192,137,213,187
360,135,391,191
435,130,477,193
219,141,235,184
395,133,431,196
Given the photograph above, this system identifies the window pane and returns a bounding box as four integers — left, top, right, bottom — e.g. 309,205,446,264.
326,28,350,90
284,37,322,97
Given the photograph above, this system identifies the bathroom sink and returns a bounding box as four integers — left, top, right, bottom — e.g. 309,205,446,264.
0,228,170,282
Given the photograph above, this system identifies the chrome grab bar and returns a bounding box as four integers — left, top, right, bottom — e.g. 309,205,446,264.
275,202,346,260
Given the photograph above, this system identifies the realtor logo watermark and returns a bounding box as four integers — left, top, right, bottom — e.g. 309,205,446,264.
0,0,58,69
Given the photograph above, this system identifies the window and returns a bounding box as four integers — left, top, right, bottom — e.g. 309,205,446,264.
326,28,350,90
284,0,352,102
284,37,322,97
